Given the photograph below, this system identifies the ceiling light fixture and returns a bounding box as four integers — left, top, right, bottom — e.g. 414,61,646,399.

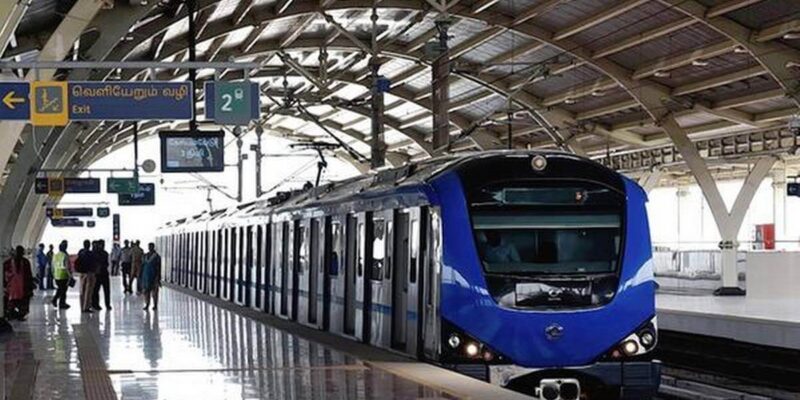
564,98,577,105
654,70,671,78
733,46,749,54
691,59,710,67
591,90,605,97
784,33,800,40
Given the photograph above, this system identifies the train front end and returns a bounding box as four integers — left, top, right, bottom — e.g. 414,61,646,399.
430,152,659,400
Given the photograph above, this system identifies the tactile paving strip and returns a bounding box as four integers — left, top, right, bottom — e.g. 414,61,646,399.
73,324,117,400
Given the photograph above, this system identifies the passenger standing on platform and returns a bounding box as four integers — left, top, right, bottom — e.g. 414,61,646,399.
130,241,144,295
35,244,48,291
51,241,72,309
92,240,111,311
141,243,161,311
45,244,55,290
4,246,34,320
110,242,121,276
76,240,97,313
120,240,133,293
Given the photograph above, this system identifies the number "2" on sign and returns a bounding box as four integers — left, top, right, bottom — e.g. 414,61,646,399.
221,93,233,112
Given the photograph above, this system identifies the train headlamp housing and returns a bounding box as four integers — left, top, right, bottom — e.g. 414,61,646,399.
441,320,508,364
603,317,658,360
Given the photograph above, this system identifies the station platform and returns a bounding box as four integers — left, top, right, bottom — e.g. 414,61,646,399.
0,280,532,400
656,292,800,350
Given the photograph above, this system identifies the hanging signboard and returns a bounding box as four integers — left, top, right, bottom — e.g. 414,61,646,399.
51,218,84,227
118,183,155,206
107,177,139,194
204,81,260,125
35,177,101,194
45,207,93,218
97,207,111,218
113,214,121,242
159,130,225,173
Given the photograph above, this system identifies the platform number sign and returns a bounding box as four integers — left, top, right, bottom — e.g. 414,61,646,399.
204,82,260,125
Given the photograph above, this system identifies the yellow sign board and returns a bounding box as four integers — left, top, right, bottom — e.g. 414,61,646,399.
31,81,68,126
48,177,65,197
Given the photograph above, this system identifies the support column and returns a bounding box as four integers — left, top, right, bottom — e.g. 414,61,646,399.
370,57,386,169
638,167,666,194
772,163,786,243
431,18,451,154
660,116,776,295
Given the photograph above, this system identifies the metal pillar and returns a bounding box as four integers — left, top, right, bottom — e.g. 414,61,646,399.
254,126,264,198
187,0,198,133
236,129,243,202
639,167,665,194
772,164,787,242
370,58,386,169
431,18,451,154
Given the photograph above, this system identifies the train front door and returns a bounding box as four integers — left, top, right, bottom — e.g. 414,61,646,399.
344,214,357,335
391,211,410,350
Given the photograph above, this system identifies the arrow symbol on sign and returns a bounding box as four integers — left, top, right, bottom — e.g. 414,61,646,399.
3,91,25,109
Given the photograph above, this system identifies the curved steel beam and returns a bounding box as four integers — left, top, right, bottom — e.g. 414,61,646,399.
110,2,585,152
657,0,800,108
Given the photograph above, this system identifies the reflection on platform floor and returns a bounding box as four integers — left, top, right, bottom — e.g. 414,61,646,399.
0,280,454,400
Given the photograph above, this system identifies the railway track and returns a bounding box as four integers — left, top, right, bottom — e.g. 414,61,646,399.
657,370,798,400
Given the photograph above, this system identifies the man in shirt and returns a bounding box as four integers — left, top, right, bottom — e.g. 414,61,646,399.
120,240,133,294
76,240,97,313
130,241,145,295
92,240,112,310
45,244,55,290
110,242,122,276
51,241,72,309
35,244,48,291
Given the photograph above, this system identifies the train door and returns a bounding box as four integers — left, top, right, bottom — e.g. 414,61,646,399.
392,210,410,351
215,229,223,298
222,228,230,301
370,210,392,348
280,222,290,318
200,231,208,294
292,220,307,322
253,225,263,310
245,225,254,307
406,209,422,356
355,212,372,343
192,232,199,290
322,217,333,331
262,223,272,313
421,208,442,360
308,218,320,327
344,214,357,335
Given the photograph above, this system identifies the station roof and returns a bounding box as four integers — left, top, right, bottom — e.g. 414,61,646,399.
1,0,800,186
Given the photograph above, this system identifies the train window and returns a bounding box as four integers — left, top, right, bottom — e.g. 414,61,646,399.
371,219,385,281
410,219,419,283
330,222,341,276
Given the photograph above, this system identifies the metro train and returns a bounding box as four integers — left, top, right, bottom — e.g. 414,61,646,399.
157,151,661,399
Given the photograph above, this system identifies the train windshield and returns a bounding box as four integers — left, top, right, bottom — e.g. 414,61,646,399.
469,180,624,276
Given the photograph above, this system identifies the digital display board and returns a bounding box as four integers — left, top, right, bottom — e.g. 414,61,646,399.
118,183,155,206
788,182,800,197
46,207,93,218
159,130,225,173
97,207,111,218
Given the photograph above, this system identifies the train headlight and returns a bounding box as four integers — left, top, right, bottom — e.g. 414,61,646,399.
531,155,547,171
604,316,658,359
448,334,461,349
622,340,639,356
465,343,480,357
640,331,655,348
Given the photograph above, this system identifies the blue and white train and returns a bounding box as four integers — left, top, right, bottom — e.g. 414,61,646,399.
157,151,661,399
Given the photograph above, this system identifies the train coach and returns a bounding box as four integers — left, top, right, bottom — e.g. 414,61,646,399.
157,150,661,399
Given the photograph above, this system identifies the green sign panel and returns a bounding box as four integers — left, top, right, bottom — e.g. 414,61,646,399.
107,177,139,194
204,82,259,125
